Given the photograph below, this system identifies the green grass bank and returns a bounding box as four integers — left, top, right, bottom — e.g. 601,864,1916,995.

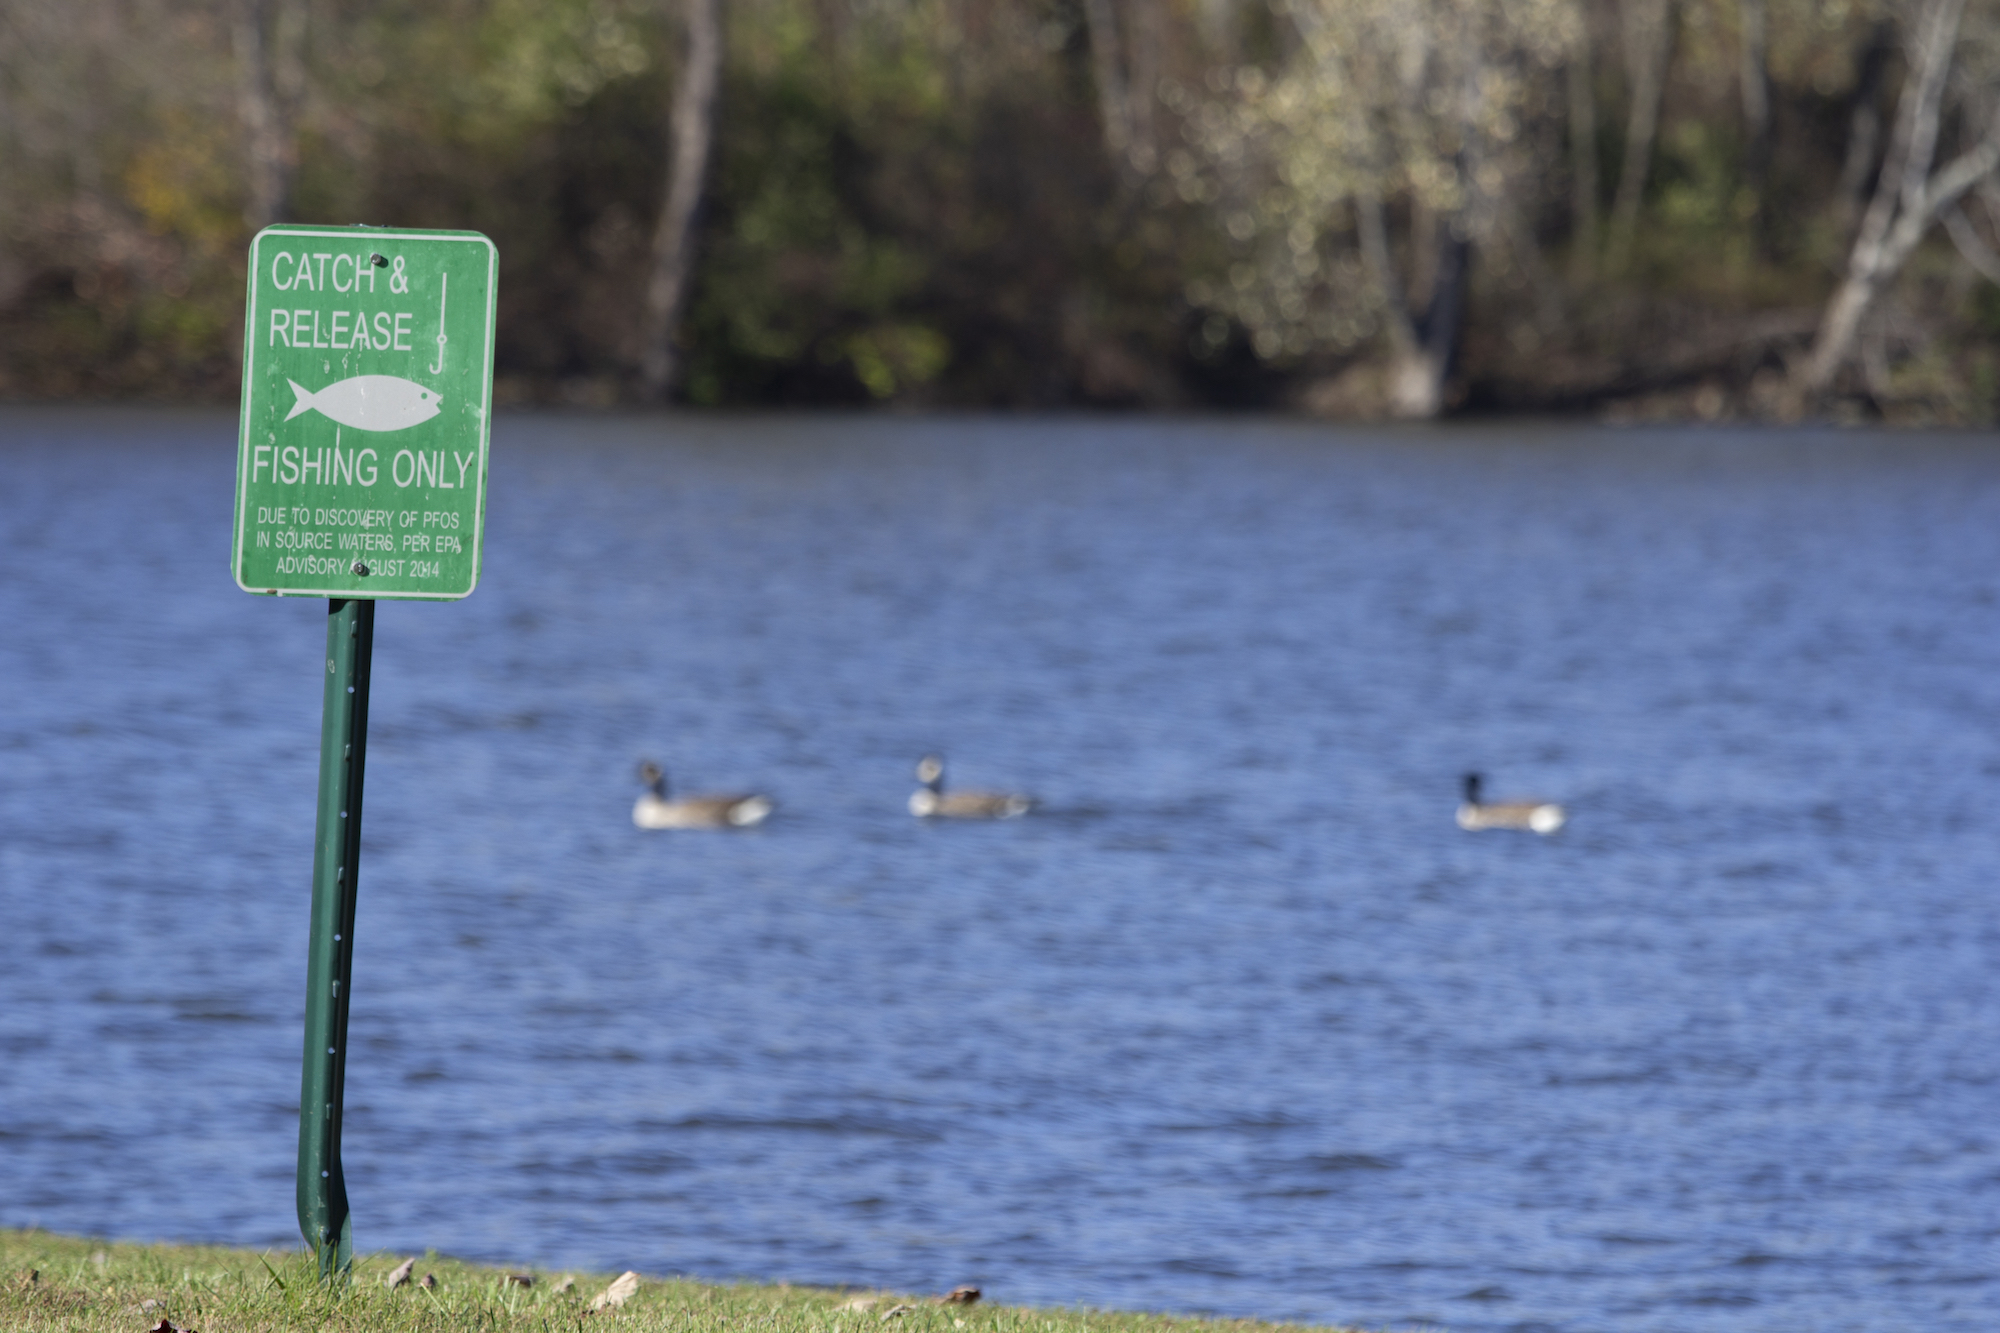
0,1231,1367,1333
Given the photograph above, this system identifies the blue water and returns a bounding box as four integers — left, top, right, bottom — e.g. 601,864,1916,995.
2,408,1998,1333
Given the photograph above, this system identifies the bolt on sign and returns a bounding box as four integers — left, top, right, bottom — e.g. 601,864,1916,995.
234,227,497,599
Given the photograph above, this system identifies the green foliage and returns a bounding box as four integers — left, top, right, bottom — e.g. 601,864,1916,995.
687,53,953,403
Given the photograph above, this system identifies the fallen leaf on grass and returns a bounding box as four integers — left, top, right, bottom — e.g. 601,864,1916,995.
936,1288,980,1306
419,1274,437,1290
385,1259,415,1289
589,1271,642,1312
555,1276,577,1294
505,1273,536,1288
837,1296,881,1312
879,1304,915,1321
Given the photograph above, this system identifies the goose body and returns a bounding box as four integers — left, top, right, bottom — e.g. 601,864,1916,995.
909,754,1033,819
1456,772,1564,835
633,761,773,829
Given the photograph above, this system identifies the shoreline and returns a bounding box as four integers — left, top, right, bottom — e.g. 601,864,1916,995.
0,1231,1373,1333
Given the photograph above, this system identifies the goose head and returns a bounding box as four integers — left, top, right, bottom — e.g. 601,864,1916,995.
1463,772,1483,805
638,761,668,798
915,754,945,791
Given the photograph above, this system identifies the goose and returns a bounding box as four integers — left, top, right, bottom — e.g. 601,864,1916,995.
1456,771,1565,835
633,761,773,829
908,754,1033,819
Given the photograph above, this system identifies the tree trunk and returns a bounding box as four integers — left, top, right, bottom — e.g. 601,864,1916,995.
637,0,724,402
234,0,303,232
1358,191,1467,418
1796,0,2000,400
1606,0,1674,272
1835,22,1893,234
1567,29,1600,280
1083,0,1130,166
1084,0,1157,181
1197,0,1238,58
1408,200,1437,313
1410,226,1470,414
1738,0,1771,252
1126,0,1160,176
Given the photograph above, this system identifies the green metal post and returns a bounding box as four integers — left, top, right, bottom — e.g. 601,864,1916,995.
297,596,374,1277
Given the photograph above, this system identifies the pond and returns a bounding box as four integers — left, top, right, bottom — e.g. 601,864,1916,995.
2,409,1997,1333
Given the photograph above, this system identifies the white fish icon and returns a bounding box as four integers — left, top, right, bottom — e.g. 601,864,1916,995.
286,375,443,432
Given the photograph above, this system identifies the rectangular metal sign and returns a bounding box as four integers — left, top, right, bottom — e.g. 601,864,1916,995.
233,226,497,600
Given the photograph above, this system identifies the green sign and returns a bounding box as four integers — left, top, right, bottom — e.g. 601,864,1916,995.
233,225,497,600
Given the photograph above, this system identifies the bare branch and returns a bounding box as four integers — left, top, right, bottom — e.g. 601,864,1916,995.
1942,205,2000,284
1796,0,1981,399
1897,0,1965,217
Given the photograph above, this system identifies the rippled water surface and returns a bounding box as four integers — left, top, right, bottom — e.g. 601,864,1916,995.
3,409,1999,1333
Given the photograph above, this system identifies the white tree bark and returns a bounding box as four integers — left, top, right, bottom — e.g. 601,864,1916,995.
638,0,724,401
1797,0,2000,399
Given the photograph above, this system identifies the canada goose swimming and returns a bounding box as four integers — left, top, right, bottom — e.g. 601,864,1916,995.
632,761,773,829
908,754,1033,819
1456,771,1565,834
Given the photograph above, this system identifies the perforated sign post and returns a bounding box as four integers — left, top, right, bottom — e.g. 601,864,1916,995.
233,225,496,1277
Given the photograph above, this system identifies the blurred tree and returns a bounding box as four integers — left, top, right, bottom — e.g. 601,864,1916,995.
1566,8,1600,280
638,0,722,399
1797,0,2000,400
1083,0,1162,186
1605,0,1673,272
232,0,304,231
1834,20,1895,233
1736,0,1771,251
1179,0,1573,414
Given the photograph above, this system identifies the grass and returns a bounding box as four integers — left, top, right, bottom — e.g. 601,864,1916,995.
0,1231,1370,1333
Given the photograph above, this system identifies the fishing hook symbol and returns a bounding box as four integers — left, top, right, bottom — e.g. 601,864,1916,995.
429,273,449,375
